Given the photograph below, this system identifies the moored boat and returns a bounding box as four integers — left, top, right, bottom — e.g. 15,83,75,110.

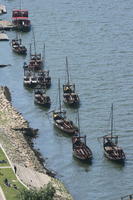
53,79,78,135
28,53,43,71
23,68,38,88
11,38,27,55
63,57,80,107
121,194,133,200
72,134,92,161
53,111,78,135
12,9,31,32
103,104,125,162
72,111,92,161
27,34,44,71
34,86,51,108
37,44,51,88
37,70,51,88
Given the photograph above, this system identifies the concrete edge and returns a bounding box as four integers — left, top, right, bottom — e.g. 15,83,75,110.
0,186,6,200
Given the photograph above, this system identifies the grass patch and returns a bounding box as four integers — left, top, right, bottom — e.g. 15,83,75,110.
0,168,25,200
0,148,9,167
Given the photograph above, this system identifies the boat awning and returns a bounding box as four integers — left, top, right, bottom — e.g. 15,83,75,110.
56,120,63,123
12,17,29,19
13,9,29,11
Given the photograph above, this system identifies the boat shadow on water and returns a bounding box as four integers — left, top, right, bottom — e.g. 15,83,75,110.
72,156,92,170
23,84,34,93
53,125,73,138
34,102,51,111
64,102,80,109
104,156,125,169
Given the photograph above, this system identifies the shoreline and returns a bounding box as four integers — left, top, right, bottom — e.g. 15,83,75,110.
0,86,73,200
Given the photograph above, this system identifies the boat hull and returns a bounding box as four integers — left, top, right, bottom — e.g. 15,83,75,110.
23,82,37,88
13,48,27,55
104,151,125,162
63,98,79,107
73,151,92,162
34,100,51,108
54,122,77,135
13,24,31,32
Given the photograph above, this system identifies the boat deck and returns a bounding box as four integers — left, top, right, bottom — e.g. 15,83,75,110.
0,32,9,41
0,5,7,14
0,21,14,30
121,194,133,200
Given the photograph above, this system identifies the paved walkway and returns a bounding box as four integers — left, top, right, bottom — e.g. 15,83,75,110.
15,164,51,189
0,144,52,198
0,166,11,169
0,187,6,200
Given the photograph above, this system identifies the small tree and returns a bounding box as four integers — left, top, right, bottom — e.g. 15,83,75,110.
18,183,56,200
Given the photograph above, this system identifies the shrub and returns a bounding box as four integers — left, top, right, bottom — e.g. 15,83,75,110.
18,183,56,200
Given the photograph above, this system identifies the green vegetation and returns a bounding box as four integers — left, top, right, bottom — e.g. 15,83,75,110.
0,168,25,200
0,148,25,200
0,148,9,166
18,183,56,200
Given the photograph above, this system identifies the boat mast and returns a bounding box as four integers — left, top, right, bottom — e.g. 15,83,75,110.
42,43,45,68
66,56,70,85
29,43,32,58
111,103,113,138
58,79,62,112
20,0,22,10
32,29,37,55
77,109,80,136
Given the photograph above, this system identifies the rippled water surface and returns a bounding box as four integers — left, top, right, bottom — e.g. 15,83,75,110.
0,0,133,199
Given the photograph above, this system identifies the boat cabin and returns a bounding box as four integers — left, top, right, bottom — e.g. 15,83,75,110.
12,9,31,32
28,54,43,70
12,39,27,55
121,194,133,200
12,17,30,26
12,9,29,18
103,135,118,146
72,135,86,149
63,84,75,94
37,70,51,88
53,111,66,120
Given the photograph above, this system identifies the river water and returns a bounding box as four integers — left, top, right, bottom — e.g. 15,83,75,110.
0,0,133,199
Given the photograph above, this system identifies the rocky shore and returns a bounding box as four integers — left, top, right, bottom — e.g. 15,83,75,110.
0,86,73,200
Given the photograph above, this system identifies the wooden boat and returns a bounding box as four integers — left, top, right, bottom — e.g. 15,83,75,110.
53,79,78,135
72,134,92,161
72,111,92,161
28,34,44,71
11,38,27,55
121,194,133,200
63,57,80,107
0,64,11,68
103,104,125,162
0,30,9,41
23,68,38,88
12,9,31,32
37,44,51,88
37,70,51,88
28,53,43,70
34,86,51,108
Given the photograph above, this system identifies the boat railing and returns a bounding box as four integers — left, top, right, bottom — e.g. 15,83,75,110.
121,194,133,200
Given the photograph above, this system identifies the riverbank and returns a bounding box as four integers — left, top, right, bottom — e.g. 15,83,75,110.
0,86,73,200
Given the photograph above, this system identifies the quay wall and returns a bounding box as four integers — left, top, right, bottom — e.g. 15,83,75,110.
0,86,73,200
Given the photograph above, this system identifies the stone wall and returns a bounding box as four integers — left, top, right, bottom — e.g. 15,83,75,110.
0,86,73,200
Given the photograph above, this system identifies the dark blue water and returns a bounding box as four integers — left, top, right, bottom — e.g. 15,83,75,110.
0,0,133,199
